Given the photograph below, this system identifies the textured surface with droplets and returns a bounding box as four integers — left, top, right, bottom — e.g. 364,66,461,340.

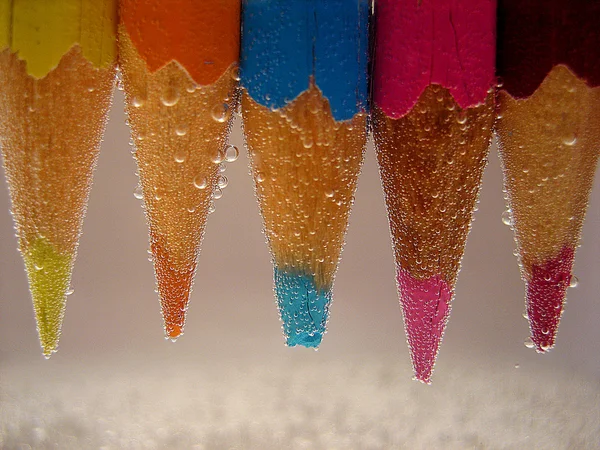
119,26,239,340
373,87,494,382
242,84,366,347
373,0,496,118
496,65,600,352
0,46,116,357
120,0,240,86
0,0,117,78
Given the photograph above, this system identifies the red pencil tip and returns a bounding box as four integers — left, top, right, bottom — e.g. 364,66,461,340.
397,270,452,384
526,246,574,353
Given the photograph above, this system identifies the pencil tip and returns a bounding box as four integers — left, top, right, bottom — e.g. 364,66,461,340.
274,267,331,349
397,269,452,384
23,237,73,359
152,240,195,343
526,247,574,353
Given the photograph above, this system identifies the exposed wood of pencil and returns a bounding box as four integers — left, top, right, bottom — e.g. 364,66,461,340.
373,86,494,382
242,82,365,293
118,28,239,340
496,64,600,352
0,47,115,356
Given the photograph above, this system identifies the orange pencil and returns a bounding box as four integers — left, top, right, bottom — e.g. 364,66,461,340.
119,1,240,340
496,0,600,352
0,1,117,357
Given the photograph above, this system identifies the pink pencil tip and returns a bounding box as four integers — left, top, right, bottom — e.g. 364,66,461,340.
526,247,574,353
397,269,452,384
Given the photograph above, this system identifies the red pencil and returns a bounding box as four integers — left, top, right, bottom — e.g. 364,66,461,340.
496,0,600,352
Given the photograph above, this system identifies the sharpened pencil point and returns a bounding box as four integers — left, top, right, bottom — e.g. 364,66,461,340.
274,268,330,348
23,237,73,358
526,246,574,353
398,270,451,384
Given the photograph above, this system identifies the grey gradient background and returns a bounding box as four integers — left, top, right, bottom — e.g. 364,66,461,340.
1,90,599,448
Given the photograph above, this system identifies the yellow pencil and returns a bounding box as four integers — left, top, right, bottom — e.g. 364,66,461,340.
0,0,117,357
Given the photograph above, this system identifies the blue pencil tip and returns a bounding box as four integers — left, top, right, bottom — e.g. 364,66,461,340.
274,267,332,349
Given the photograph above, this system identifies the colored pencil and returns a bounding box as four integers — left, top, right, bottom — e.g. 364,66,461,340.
0,1,117,358
240,0,369,348
372,0,496,383
119,1,241,341
496,1,600,353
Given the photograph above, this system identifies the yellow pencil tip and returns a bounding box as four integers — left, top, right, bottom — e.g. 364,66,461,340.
22,237,73,357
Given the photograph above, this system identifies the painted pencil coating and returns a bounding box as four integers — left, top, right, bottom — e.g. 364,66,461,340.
0,0,117,357
119,0,240,340
373,0,496,383
374,0,496,118
241,0,369,347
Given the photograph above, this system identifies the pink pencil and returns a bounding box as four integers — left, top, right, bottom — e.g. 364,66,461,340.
372,0,496,383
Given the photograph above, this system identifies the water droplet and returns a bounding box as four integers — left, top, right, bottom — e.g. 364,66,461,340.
457,112,468,124
34,264,43,271
213,187,223,200
562,134,577,146
211,103,229,123
133,186,143,200
193,175,208,189
231,66,241,82
212,149,225,164
256,172,265,183
514,363,520,369
541,327,549,335
501,210,512,226
66,289,74,296
569,276,579,288
175,124,188,136
217,175,228,189
524,338,535,349
160,86,180,107
325,190,334,198
132,96,145,108
174,149,186,163
208,202,216,214
224,145,239,162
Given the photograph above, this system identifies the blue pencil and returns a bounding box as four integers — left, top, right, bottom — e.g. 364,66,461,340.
240,0,370,348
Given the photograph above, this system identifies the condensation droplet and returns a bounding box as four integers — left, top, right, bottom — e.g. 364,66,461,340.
193,175,208,189
224,145,239,162
256,172,265,183
133,186,143,200
132,96,145,108
569,276,579,288
208,202,216,214
66,289,74,296
175,124,188,136
213,187,223,200
160,86,180,107
501,210,512,226
212,149,225,164
562,134,577,146
217,175,228,189
174,149,186,163
211,103,229,123
524,338,535,349
325,190,334,198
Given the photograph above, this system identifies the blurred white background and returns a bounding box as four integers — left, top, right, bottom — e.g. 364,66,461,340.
1,90,599,449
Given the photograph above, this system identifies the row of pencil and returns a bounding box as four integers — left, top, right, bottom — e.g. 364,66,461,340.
1,0,598,383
